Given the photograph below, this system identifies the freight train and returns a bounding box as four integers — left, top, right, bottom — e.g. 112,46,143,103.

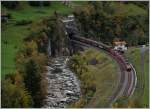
64,20,131,72
69,35,132,72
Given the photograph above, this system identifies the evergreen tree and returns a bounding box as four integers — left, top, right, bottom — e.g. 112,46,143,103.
24,59,42,107
2,77,33,108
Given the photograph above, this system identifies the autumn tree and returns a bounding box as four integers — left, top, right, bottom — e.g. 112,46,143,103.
15,39,47,107
2,73,33,108
74,1,149,46
28,1,51,7
2,1,19,9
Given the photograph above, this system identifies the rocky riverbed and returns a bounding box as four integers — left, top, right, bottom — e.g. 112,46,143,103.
43,57,81,108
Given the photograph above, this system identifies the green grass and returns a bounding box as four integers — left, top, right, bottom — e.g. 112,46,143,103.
72,1,88,6
1,2,72,78
69,49,119,107
87,63,119,107
110,2,147,16
86,49,119,107
2,2,73,21
1,23,31,78
72,1,147,17
124,47,149,107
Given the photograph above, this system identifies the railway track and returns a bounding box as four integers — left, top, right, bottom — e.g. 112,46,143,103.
62,16,137,106
70,38,137,103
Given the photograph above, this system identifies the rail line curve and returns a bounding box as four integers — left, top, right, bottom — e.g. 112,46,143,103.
61,16,137,105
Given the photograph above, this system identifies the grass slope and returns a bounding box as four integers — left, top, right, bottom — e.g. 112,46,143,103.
124,47,149,107
72,1,147,17
1,1,72,78
1,23,31,78
70,49,119,107
86,49,119,107
2,2,72,21
110,2,147,16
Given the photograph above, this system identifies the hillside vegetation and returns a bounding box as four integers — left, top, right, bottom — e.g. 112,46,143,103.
69,49,119,107
112,47,149,108
74,1,148,46
2,2,72,21
1,1,72,78
1,1,149,108
1,1,73,108
125,47,149,107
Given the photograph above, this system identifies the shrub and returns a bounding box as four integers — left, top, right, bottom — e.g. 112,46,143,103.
69,49,97,107
73,97,86,108
2,1,19,9
23,59,42,107
15,40,47,107
15,20,32,26
28,1,41,6
112,97,143,108
3,40,8,44
74,2,149,46
2,73,33,108
28,1,51,7
43,1,51,6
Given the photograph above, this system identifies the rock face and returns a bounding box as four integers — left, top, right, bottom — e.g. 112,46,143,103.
43,57,81,108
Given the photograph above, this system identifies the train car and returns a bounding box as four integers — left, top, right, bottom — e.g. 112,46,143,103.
108,49,116,56
71,35,110,51
91,41,99,47
126,63,132,71
117,54,124,62
125,62,132,71
71,35,96,47
71,35,132,72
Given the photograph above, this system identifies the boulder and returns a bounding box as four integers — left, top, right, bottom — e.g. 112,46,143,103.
52,68,62,73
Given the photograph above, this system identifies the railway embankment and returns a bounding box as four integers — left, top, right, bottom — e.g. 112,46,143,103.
68,49,119,107
124,47,149,107
63,15,137,107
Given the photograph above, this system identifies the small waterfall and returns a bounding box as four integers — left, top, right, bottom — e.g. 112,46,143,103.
48,38,51,57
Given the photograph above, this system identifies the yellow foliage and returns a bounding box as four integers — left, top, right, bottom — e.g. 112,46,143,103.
23,40,38,52
71,97,86,108
14,71,23,86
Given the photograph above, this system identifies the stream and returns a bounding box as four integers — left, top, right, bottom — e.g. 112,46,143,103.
43,56,81,108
